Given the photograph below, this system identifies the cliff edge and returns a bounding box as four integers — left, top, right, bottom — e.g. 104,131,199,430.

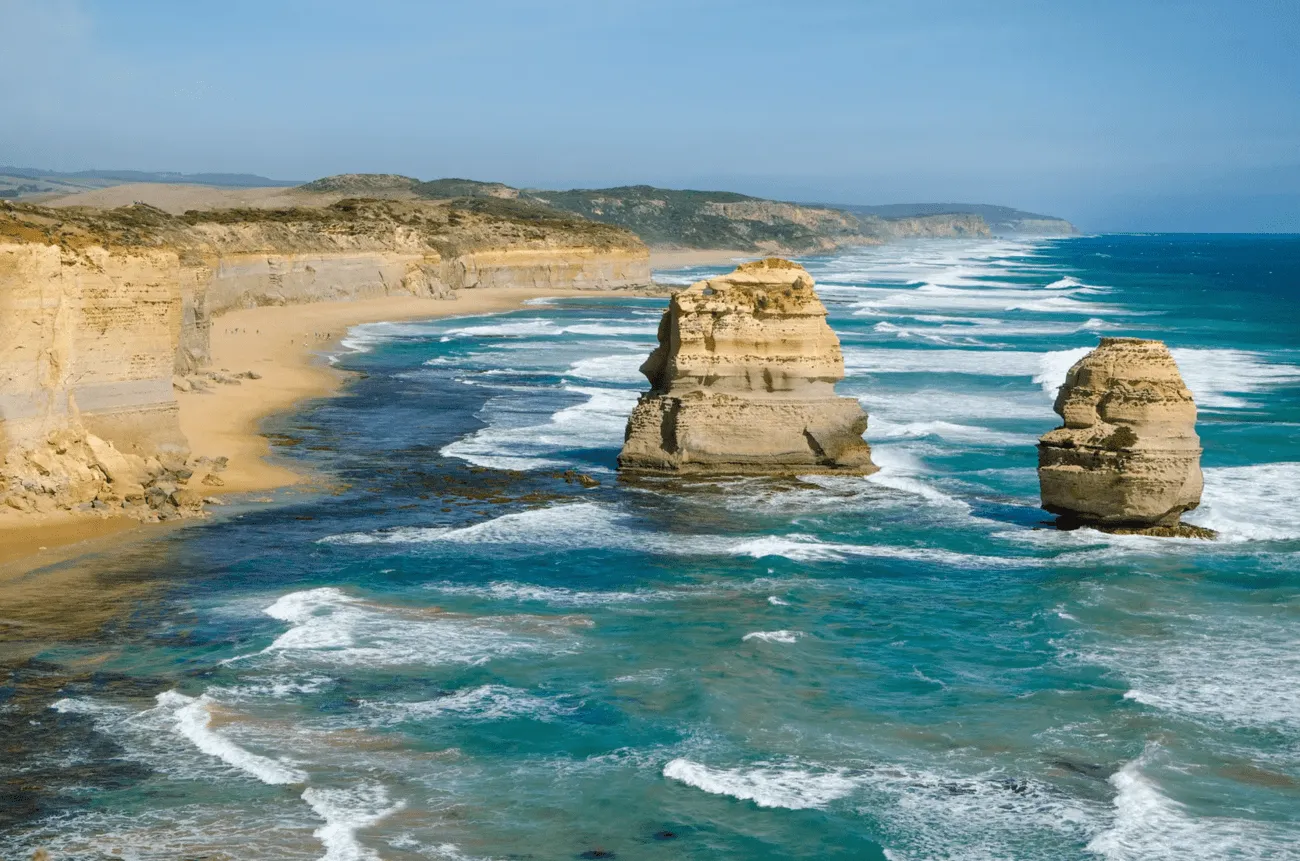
1037,337,1210,537
619,258,876,475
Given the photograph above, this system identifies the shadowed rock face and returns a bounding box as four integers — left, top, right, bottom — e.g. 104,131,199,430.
618,258,876,475
1038,337,1206,533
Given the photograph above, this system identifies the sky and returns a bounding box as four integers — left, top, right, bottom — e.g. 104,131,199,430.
2,0,1297,231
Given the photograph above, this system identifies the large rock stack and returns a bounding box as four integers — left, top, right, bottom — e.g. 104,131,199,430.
618,258,876,475
1038,337,1210,536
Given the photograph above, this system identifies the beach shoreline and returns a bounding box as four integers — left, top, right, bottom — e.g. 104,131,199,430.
0,286,639,572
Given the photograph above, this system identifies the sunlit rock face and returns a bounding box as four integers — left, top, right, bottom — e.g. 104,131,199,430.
618,258,877,476
1038,337,1207,535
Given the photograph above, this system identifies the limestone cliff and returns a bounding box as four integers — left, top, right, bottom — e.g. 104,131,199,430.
858,213,991,240
0,241,219,519
0,198,649,519
619,258,876,475
1038,337,1208,536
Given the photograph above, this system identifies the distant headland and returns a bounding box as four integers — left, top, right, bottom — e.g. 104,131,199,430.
3,168,1078,256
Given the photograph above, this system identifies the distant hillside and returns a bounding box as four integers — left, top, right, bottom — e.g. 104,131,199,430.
832,202,1077,236
518,185,874,252
0,166,298,202
28,169,1078,249
415,178,518,199
296,173,419,195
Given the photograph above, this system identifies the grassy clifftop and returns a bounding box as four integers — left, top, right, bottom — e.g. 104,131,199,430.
22,169,1078,251
0,196,645,258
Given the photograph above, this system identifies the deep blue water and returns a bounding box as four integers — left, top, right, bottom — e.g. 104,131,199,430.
5,235,1300,860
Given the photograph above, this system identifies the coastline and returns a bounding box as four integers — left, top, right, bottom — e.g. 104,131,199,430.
0,286,631,571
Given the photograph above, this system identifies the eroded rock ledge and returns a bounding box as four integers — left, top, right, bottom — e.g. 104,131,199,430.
1038,337,1212,537
619,258,876,475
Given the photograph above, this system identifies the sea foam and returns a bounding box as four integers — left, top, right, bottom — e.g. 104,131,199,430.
303,782,405,861
1086,747,1295,860
1183,462,1300,541
254,587,550,668
663,758,859,809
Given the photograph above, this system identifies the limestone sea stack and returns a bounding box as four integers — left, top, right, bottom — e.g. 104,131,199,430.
1037,337,1211,536
618,258,877,475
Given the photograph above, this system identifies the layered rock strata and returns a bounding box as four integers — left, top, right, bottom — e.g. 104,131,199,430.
1,199,649,520
1038,337,1210,536
619,258,876,475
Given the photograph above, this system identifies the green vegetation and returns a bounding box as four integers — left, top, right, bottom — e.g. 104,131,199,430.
832,202,1077,235
296,174,419,195
519,185,862,252
0,195,642,257
414,178,517,199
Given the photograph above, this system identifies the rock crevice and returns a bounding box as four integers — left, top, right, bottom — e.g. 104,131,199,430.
619,258,876,475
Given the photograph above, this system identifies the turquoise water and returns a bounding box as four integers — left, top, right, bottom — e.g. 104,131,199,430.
5,235,1300,859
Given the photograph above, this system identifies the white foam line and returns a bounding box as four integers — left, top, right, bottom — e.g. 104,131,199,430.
742,630,804,644
663,758,858,809
323,502,1039,569
156,690,306,785
1086,746,1295,860
303,783,405,861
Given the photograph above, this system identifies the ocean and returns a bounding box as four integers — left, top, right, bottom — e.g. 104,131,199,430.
4,234,1299,860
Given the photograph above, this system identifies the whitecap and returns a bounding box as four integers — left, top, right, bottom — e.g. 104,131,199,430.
1086,748,1296,860
440,385,638,470
52,692,307,786
565,353,647,384
325,502,1033,569
303,782,405,861
868,419,1035,447
253,587,550,668
853,762,1104,861
423,580,679,606
866,446,972,511
1183,462,1300,541
742,630,804,644
446,319,561,338
663,758,858,809
156,690,307,785
361,685,573,726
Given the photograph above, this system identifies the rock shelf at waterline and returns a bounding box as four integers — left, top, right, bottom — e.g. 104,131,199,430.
619,258,878,475
1038,337,1213,538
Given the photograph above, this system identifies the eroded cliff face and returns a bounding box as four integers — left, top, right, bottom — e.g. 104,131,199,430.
0,242,213,519
1038,337,1209,536
619,258,876,475
863,213,991,239
0,199,649,520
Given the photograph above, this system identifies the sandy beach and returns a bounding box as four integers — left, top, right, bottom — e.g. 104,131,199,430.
0,286,627,571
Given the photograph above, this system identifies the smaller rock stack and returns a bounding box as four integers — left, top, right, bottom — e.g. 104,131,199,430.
618,258,876,476
1037,337,1212,536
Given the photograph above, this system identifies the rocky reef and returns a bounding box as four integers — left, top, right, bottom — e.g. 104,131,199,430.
1038,337,1211,537
619,258,876,475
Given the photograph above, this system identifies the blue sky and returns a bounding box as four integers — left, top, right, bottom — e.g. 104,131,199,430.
2,0,1297,231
